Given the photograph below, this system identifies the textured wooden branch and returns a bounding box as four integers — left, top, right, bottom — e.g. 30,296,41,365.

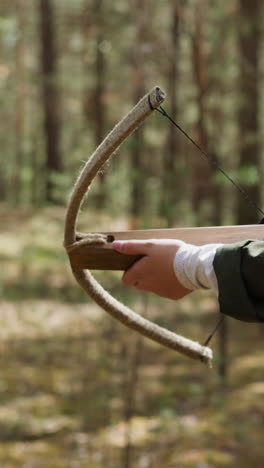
68,224,264,270
64,86,213,366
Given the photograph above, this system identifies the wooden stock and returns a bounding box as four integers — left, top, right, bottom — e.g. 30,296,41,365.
68,224,264,271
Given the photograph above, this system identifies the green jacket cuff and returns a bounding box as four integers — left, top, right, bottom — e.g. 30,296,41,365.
213,240,263,322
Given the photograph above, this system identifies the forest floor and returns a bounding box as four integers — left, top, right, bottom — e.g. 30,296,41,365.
0,204,263,467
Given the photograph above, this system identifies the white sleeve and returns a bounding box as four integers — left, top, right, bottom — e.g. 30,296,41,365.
173,243,224,294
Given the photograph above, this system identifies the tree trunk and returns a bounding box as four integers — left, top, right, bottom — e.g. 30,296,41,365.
161,2,181,226
39,0,62,203
94,0,107,208
83,0,107,209
121,335,143,468
13,0,26,204
130,85,145,226
191,0,214,224
218,315,228,392
237,0,261,224
130,0,147,227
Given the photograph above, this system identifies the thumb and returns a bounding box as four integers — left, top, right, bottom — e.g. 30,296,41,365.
112,240,153,255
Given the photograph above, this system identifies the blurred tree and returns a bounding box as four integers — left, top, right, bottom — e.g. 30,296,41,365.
13,0,26,205
0,68,7,199
129,0,147,227
39,0,62,203
94,0,107,209
237,0,261,224
121,335,143,468
83,0,107,210
191,0,215,224
160,1,181,227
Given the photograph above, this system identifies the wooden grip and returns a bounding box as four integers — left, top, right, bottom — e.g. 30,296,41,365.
68,224,264,271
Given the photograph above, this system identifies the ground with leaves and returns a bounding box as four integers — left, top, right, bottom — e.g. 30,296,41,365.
0,205,263,467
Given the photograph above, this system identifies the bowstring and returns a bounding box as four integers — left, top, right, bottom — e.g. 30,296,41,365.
153,103,264,347
156,105,264,219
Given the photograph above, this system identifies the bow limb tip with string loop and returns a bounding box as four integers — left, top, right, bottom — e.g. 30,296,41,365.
64,86,213,367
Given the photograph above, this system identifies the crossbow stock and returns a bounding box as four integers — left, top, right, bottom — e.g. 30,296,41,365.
64,86,264,367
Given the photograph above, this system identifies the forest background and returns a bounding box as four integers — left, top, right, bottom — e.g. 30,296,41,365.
0,0,264,467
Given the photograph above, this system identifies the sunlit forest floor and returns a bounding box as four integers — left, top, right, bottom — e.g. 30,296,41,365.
0,204,263,467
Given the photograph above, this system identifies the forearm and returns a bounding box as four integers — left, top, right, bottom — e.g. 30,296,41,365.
113,238,264,323
174,243,222,293
174,240,264,323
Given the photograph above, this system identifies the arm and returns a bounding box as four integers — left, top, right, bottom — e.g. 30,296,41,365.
113,239,264,323
113,239,192,300
112,239,221,299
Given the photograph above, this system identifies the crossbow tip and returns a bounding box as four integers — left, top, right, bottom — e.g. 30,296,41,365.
148,86,166,110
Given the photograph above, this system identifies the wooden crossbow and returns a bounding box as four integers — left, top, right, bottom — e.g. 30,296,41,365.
64,86,264,367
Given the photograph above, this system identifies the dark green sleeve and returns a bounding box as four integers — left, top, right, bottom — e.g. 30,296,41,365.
213,240,264,322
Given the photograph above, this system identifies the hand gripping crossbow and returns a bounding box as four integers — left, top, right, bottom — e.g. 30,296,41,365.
64,86,264,367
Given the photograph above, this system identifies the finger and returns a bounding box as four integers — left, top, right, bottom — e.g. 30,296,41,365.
122,256,149,286
112,240,155,255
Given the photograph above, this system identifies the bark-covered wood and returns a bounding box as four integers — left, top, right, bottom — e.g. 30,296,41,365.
39,0,62,203
161,1,181,226
130,0,147,225
68,224,264,271
191,0,214,222
13,0,26,204
83,0,107,209
237,0,261,224
64,87,212,365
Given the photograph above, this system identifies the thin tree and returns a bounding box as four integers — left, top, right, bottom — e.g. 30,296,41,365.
13,0,27,204
161,1,181,226
121,336,143,468
39,0,62,203
83,0,107,209
237,0,261,224
191,0,215,224
129,0,147,228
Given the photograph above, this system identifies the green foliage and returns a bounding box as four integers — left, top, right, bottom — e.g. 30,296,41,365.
48,171,73,204
236,165,260,186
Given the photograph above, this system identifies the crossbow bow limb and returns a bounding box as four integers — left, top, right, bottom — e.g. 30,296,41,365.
64,86,264,367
